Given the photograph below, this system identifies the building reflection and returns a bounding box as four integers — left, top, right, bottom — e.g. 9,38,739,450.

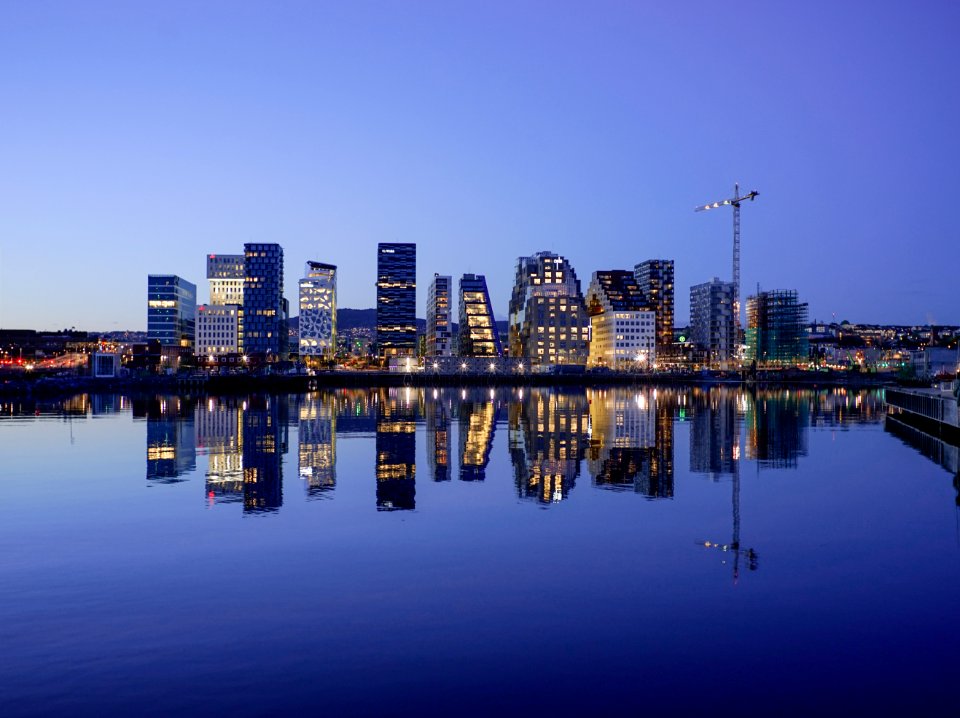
425,389,451,482
509,388,589,504
137,395,197,483
459,389,500,481
809,388,885,427
196,397,244,503
376,388,416,510
745,389,809,469
298,392,336,499
884,413,960,504
242,395,286,513
689,387,742,479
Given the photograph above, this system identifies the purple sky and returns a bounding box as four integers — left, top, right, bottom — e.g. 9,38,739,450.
1,1,958,330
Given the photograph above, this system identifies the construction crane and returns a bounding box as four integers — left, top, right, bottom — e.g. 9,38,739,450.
695,184,759,345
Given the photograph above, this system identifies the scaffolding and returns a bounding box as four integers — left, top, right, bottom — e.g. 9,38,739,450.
745,289,809,366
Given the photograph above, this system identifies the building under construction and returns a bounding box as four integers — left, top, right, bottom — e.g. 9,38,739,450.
745,289,809,366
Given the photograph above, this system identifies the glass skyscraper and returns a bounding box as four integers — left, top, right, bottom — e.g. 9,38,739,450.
634,259,675,353
243,243,285,359
426,274,452,357
376,243,416,357
147,274,197,351
458,273,501,357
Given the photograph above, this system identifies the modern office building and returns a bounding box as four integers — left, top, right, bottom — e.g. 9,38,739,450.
745,289,810,366
299,261,337,363
206,254,245,306
634,259,675,353
196,304,241,356
243,243,285,359
147,274,197,352
585,270,656,370
508,252,590,366
690,277,737,366
426,274,453,357
376,243,417,357
458,274,502,357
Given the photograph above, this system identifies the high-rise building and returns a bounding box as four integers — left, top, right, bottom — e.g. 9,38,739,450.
745,289,809,366
459,274,502,357
690,277,737,365
585,270,656,370
203,254,244,357
196,304,241,356
634,259,675,353
206,254,245,306
376,243,417,357
243,243,285,359
508,252,590,366
426,274,452,357
147,274,196,351
299,261,337,362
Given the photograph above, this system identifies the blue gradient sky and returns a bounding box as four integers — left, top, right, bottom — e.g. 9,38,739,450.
1,1,958,331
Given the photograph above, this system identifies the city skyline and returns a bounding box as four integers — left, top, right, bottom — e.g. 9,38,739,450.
2,2,959,331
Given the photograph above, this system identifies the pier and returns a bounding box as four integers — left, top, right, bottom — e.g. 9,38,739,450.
885,385,960,440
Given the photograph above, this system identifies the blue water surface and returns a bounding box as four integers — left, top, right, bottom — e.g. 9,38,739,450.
1,387,957,717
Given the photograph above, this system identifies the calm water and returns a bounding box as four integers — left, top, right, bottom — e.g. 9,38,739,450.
1,386,958,716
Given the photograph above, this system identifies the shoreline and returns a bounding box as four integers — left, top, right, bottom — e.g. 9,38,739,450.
0,369,901,399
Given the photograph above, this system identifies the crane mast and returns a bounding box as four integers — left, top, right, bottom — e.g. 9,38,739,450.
695,184,759,352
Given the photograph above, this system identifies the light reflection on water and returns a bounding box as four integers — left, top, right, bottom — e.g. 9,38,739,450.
0,386,958,716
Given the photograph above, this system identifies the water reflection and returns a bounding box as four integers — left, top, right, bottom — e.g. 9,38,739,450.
509,388,589,504
884,414,960,504
136,396,197,483
459,388,500,481
3,387,899,512
375,388,416,511
587,388,675,498
297,393,336,500
242,395,287,513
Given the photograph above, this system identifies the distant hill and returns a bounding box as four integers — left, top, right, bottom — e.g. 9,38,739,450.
337,308,377,330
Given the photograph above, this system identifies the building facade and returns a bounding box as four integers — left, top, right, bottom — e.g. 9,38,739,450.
745,289,810,366
196,304,241,356
147,274,197,351
376,243,417,357
585,270,656,370
508,252,590,366
243,243,286,359
689,277,736,366
459,273,502,357
425,274,452,357
206,254,245,306
634,259,675,354
299,261,337,362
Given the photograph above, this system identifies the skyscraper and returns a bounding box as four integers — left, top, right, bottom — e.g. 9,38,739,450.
243,243,285,359
299,261,337,363
458,273,502,357
634,259,675,354
508,252,590,366
376,243,417,357
745,289,810,366
689,277,736,365
426,274,452,357
585,270,656,370
147,274,196,352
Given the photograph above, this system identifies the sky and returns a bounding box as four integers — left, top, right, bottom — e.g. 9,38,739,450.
1,0,958,331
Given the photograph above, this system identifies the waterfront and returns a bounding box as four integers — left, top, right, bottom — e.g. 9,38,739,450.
1,386,958,716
